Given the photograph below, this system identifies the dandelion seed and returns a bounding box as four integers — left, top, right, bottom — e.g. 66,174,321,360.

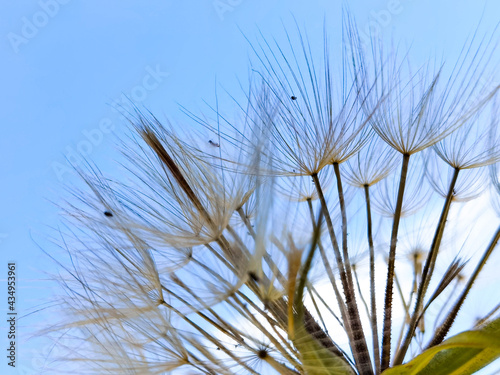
103,210,113,217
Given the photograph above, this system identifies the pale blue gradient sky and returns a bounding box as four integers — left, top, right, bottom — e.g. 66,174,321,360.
1,1,499,373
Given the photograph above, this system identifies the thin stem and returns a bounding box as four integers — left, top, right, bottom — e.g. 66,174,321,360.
394,167,459,366
295,213,322,318
307,284,328,330
306,198,350,333
475,302,500,328
364,184,381,374
394,270,410,355
381,152,410,371
335,162,374,372
312,173,373,375
394,271,410,322
408,253,421,318
334,163,373,375
333,162,355,299
428,224,500,348
432,279,460,332
310,285,345,329
353,266,371,322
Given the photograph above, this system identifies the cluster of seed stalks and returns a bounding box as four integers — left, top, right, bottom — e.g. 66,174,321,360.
46,19,500,375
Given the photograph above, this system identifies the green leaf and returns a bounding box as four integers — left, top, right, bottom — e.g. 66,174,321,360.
382,318,500,375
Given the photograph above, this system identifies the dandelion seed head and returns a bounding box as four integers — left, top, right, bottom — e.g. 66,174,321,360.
372,154,432,218
43,16,500,375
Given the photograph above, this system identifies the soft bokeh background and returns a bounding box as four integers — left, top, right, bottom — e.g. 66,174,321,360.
1,0,499,373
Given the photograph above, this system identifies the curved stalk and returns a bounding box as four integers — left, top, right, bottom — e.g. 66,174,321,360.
333,162,355,301
393,167,460,365
312,172,373,375
353,266,371,322
381,153,410,371
306,198,351,334
364,184,381,374
334,162,374,372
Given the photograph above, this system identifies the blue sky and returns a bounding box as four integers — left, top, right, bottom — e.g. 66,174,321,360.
1,1,500,374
